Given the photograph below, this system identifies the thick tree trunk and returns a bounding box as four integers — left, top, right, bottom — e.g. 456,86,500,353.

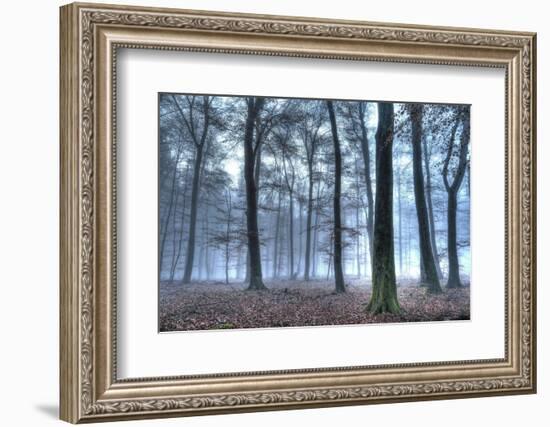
420,252,427,284
182,145,204,283
243,251,250,283
423,137,443,279
411,104,442,293
244,97,267,290
367,102,400,314
326,101,346,293
244,148,263,284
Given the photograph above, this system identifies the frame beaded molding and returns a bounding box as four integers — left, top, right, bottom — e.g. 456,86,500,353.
61,3,536,422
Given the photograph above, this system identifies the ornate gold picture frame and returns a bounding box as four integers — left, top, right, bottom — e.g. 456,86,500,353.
60,2,536,423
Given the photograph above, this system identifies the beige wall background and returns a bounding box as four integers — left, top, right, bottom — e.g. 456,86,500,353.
0,0,545,425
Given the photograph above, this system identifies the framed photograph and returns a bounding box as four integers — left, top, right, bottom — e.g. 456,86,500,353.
60,2,537,423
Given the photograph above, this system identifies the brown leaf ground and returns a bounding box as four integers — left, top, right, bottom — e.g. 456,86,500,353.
159,279,470,332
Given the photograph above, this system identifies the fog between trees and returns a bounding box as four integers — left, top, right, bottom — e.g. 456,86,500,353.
159,94,470,314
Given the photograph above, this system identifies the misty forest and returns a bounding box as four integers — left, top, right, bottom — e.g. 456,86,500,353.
159,94,471,332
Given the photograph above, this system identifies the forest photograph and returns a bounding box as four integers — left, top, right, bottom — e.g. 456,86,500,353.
158,93,471,332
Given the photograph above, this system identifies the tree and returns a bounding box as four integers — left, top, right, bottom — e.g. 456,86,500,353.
422,135,443,279
442,106,470,288
159,141,183,271
281,137,297,279
169,163,191,281
367,102,400,314
311,163,327,278
243,97,267,290
170,95,215,284
394,155,410,277
410,104,442,293
272,173,283,279
326,100,346,293
210,187,237,284
300,102,325,280
342,102,375,272
244,99,293,281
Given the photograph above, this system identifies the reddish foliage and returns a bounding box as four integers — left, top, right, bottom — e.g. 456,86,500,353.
159,279,470,332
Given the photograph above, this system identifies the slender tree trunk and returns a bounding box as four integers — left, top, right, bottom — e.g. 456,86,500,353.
197,216,205,280
354,156,362,278
168,181,182,280
278,212,286,276
273,188,281,279
304,170,314,280
423,137,443,279
244,97,267,290
297,199,303,277
326,255,332,281
443,109,469,288
397,165,403,278
236,213,245,280
171,164,190,281
358,102,375,272
225,223,230,284
411,104,442,294
364,211,369,279
356,204,361,277
171,96,212,285
160,149,181,275
204,213,210,280
326,100,346,293
225,242,230,284
367,102,400,314
312,180,322,278
312,209,319,278
406,211,412,275
446,189,462,288
288,190,295,278
169,180,182,281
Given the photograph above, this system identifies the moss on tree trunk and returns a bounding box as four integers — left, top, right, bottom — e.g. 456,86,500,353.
367,102,400,314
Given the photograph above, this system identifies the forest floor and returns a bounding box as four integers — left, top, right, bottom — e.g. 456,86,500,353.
159,278,470,332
